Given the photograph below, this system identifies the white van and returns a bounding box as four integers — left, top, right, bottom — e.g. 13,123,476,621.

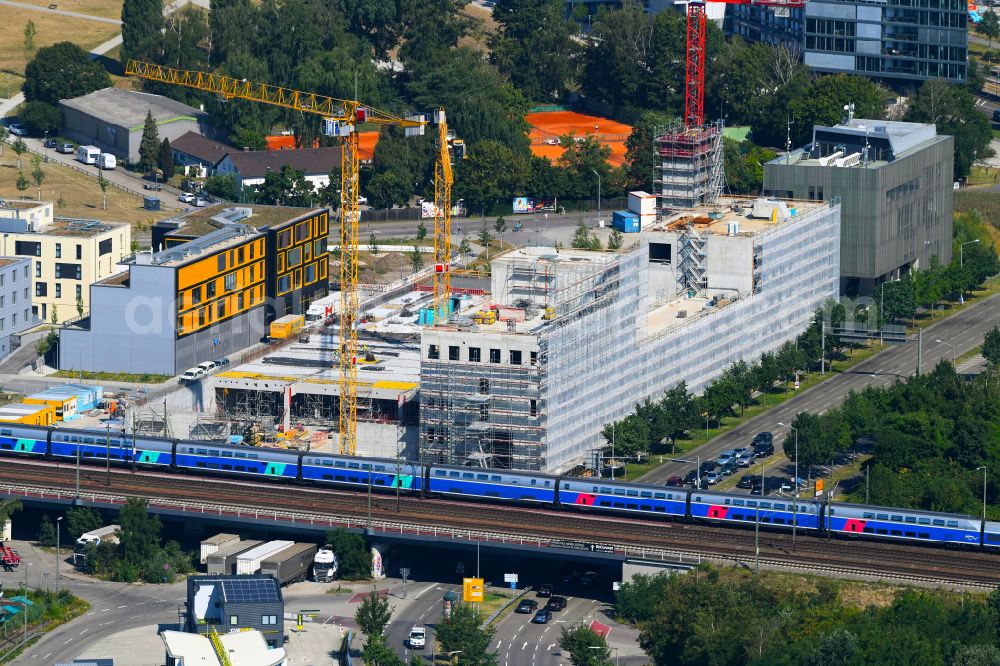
180,367,204,383
197,361,217,373
408,627,426,649
76,145,100,165
98,153,117,170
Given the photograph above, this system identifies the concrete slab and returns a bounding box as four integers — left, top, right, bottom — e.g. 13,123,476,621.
74,625,166,666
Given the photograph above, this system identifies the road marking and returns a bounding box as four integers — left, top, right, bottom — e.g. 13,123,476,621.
64,639,73,645
43,653,51,661
522,641,528,650
117,605,127,609
100,608,110,612
548,643,555,650
80,628,89,635
136,602,146,605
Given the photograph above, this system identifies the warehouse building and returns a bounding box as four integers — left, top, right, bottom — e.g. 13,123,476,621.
60,88,211,163
60,205,330,375
0,257,35,360
0,200,131,324
763,118,952,296
420,197,841,472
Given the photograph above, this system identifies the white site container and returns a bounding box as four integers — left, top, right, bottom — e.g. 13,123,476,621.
235,540,294,575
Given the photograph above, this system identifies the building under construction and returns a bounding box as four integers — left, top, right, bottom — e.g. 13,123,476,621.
654,120,725,212
420,196,842,473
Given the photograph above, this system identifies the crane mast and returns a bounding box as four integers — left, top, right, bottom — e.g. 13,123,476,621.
432,108,453,324
123,60,426,457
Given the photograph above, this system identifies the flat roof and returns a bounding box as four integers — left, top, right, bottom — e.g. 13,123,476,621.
646,295,715,336
0,403,49,416
0,257,26,268
61,88,207,130
35,219,127,238
642,196,827,236
494,245,619,268
168,204,323,238
0,200,47,211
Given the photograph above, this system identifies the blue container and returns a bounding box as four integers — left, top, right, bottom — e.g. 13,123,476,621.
612,211,640,233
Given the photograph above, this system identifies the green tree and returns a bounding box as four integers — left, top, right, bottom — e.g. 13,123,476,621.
66,506,103,540
20,101,61,138
15,171,29,193
203,174,239,202
0,498,22,525
786,75,888,145
121,0,164,64
355,589,393,640
608,229,624,251
559,626,612,666
416,220,427,243
157,138,175,180
881,275,916,322
601,413,651,458
256,165,314,206
22,42,111,107
459,235,471,257
410,245,424,273
118,497,162,578
494,216,506,248
478,224,494,260
369,232,379,255
624,111,671,192
138,110,161,173
31,154,45,201
490,0,578,102
454,140,529,210
786,411,850,469
23,20,36,64
571,221,593,250
984,326,1000,368
0,126,7,156
905,79,993,179
325,528,370,580
724,139,776,195
97,170,109,211
435,602,497,666
980,10,1000,50
11,138,27,170
37,514,57,547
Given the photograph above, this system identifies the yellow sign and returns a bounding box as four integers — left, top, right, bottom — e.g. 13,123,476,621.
463,577,484,603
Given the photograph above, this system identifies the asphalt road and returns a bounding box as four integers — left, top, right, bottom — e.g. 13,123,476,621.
638,290,1000,486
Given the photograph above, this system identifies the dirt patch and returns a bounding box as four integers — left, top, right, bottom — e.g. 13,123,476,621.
838,581,900,609
526,110,633,167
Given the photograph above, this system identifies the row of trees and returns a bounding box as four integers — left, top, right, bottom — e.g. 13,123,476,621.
602,301,845,457
617,567,1000,665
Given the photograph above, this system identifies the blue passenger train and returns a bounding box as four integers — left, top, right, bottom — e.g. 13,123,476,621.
1,422,996,551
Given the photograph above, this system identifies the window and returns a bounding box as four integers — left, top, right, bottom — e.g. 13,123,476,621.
55,263,82,280
468,347,481,362
76,285,82,299
305,264,316,284
34,262,40,278
224,274,237,291
0,318,4,332
489,348,500,363
277,229,292,249
238,292,245,309
23,309,27,323
198,308,206,326
428,344,439,360
229,616,238,626
238,247,245,263
207,281,216,298
12,313,16,327
217,301,226,319
510,350,522,365
0,296,4,308
22,266,26,279
14,241,40,257
530,351,538,365
479,378,489,393
217,254,226,271
530,399,538,416
35,282,46,297
75,245,82,260
10,270,14,283
22,288,26,300
314,238,327,257
249,242,255,260
261,615,277,625
249,265,255,282
296,221,310,242
99,239,112,255
287,247,301,268
278,275,291,293
55,243,62,259
448,345,460,361
192,286,202,305
11,291,15,305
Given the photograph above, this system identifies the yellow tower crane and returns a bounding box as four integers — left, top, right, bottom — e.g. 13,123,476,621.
124,60,426,456
432,108,453,324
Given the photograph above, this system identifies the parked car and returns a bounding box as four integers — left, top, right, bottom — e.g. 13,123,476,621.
737,452,755,467
197,361,218,373
537,584,552,598
193,197,208,207
532,609,552,624
7,123,27,137
752,432,773,445
545,596,567,612
753,441,774,458
43,138,57,149
515,599,538,614
737,474,754,489
180,367,204,383
56,143,74,154
178,193,195,203
214,357,230,367
683,470,699,486
716,454,737,467
720,462,738,477
408,627,426,649
665,475,684,487
144,183,163,191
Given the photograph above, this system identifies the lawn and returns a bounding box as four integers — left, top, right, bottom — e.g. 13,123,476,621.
0,7,121,93
955,190,1000,226
52,369,172,383
0,150,174,227
15,0,123,21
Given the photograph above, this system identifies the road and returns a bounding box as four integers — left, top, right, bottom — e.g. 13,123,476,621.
638,290,1000,486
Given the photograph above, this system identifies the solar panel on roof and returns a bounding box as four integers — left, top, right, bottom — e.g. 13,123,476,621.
221,578,280,604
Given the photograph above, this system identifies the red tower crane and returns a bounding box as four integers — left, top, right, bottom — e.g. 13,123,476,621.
683,0,805,129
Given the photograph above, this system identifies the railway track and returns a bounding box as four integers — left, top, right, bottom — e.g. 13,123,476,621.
6,460,1000,588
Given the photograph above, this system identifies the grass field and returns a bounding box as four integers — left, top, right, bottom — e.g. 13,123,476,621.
0,149,175,227
0,7,121,93
15,0,123,20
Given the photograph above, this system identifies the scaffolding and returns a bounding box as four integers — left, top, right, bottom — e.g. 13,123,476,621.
678,225,708,295
654,119,725,212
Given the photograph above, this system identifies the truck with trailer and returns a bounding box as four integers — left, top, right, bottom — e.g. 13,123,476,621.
73,525,120,566
235,540,294,576
312,545,338,582
205,539,262,575
199,533,240,565
259,543,317,586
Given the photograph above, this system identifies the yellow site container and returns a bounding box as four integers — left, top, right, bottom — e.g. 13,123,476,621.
0,402,55,426
270,314,305,339
473,310,496,325
24,395,78,420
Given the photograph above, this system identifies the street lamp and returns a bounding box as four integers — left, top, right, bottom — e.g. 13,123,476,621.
670,456,701,489
979,466,988,527
55,516,62,595
935,339,956,364
591,169,601,212
778,422,799,551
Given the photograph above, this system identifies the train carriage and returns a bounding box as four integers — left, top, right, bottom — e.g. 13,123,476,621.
428,465,557,504
174,442,299,479
0,424,48,456
302,454,424,492
50,428,172,467
558,478,687,518
690,490,822,531
827,502,982,546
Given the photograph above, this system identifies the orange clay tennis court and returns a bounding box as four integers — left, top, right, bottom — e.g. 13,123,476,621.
527,110,633,167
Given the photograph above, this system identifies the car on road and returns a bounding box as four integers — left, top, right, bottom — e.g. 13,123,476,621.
683,470,699,486
408,627,426,649
43,138,57,149
716,453,737,467
994,108,1000,124
537,584,552,598
56,142,74,154
178,193,195,203
753,441,774,458
580,571,598,587
180,367,204,383
544,596,567,611
736,474,754,489
719,463,738,478
545,137,561,145
7,123,27,137
665,475,684,487
753,432,773,446
532,609,551,624
144,183,163,191
737,452,755,467
703,471,721,485
197,361,218,373
193,197,208,207
515,599,538,614
780,477,807,492
455,562,465,575
214,357,230,368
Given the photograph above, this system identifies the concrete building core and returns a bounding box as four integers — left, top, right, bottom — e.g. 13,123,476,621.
763,118,952,296
420,197,841,473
